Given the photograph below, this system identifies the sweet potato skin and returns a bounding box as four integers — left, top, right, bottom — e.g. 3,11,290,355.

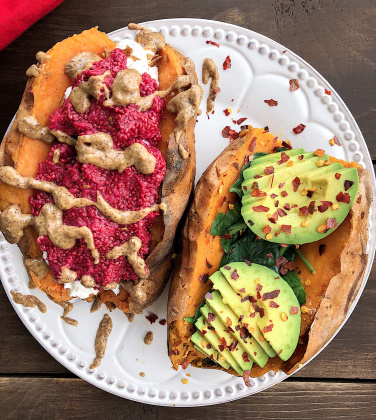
167,135,372,377
0,31,197,311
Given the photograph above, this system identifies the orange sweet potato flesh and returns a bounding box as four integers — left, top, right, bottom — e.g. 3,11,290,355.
167,129,282,369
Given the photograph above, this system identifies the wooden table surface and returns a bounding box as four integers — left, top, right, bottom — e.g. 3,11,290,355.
0,0,375,418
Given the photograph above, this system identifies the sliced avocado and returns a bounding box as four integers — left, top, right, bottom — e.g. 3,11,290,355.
241,151,359,244
206,290,269,367
191,331,230,369
200,304,253,371
220,262,301,361
243,148,306,180
195,316,243,375
210,271,276,357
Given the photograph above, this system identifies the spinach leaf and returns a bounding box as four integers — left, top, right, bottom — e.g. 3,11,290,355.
184,299,206,324
282,270,306,305
280,245,296,262
210,201,242,236
221,232,240,253
276,147,289,153
228,221,247,235
229,152,267,197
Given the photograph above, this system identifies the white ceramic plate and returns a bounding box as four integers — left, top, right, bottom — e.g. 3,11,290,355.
1,19,375,407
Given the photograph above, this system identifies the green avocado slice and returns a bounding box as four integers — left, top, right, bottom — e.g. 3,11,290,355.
241,149,359,244
205,290,270,367
195,316,243,375
210,271,276,358
191,331,230,369
200,304,253,371
220,262,301,361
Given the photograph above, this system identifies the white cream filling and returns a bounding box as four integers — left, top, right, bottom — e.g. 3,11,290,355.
116,39,159,82
64,281,120,299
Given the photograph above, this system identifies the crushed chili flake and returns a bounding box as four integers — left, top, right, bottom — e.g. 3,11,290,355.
254,174,262,179
264,99,278,106
335,173,342,180
159,319,167,325
224,266,231,270
264,126,270,132
229,341,238,352
146,313,158,324
277,208,287,217
318,201,333,213
223,109,231,116
290,306,299,315
275,200,279,207
235,117,247,125
292,176,301,192
248,219,254,226
270,193,277,199
249,136,257,152
268,212,279,224
314,149,325,157
277,152,290,165
326,218,338,229
262,225,272,234
307,190,315,198
199,273,209,283
336,191,351,204
344,180,354,191
231,269,239,281
251,181,259,189
253,205,270,212
293,123,306,134
282,140,293,150
207,313,216,323
213,87,221,94
222,126,239,141
298,155,304,160
281,225,292,235
281,190,288,197
251,188,267,197
284,203,291,211
218,344,225,352
325,89,331,95
205,292,213,300
266,252,273,259
238,315,244,323
221,234,232,240
263,324,274,333
239,287,246,293
223,55,231,70
243,370,251,387
289,78,300,92
264,166,274,175
242,352,250,362
241,295,249,303
244,259,252,266
269,301,280,308
205,259,213,269
333,135,341,146
206,40,220,47
308,201,316,214
275,256,288,268
299,206,309,216
279,182,285,189
262,290,280,300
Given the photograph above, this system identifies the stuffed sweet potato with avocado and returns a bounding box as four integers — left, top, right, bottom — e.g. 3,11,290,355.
167,127,372,381
0,25,201,314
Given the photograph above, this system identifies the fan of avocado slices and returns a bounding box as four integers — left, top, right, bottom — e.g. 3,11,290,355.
187,148,359,375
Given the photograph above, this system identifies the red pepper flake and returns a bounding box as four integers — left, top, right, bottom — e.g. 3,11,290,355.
307,190,315,198
249,136,257,152
277,208,287,217
284,203,291,211
264,99,278,106
264,166,274,175
326,217,338,229
159,319,167,326
282,140,293,150
251,181,259,189
231,270,239,280
279,182,285,189
244,259,252,266
277,152,290,165
308,201,316,215
275,200,279,207
281,225,292,235
254,174,262,179
344,180,354,191
205,292,213,300
318,201,333,213
228,341,238,352
256,284,263,292
205,259,213,269
299,206,309,216
269,301,280,308
270,193,277,199
251,188,267,197
263,324,274,333
268,211,279,224
240,327,248,341
223,55,231,70
298,155,304,160
218,344,225,352
213,87,221,94
289,78,300,92
266,252,273,259
224,266,231,270
239,287,246,293
242,352,250,363
221,234,232,240
253,205,270,212
262,290,280,300
243,370,251,387
264,126,269,132
333,135,341,146
293,123,306,134
275,256,288,267
222,126,239,141
223,109,230,116
325,89,331,95
247,219,254,226
262,225,272,234
314,149,325,157
146,312,158,324
290,306,299,315
281,190,288,197
336,191,351,204
206,343,212,349
334,173,341,180
243,186,248,192
292,176,301,192
219,337,227,348
207,313,216,323
206,40,220,47
235,117,247,125
199,273,209,283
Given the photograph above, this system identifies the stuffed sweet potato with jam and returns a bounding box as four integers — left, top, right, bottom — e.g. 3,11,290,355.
0,26,201,313
167,127,372,378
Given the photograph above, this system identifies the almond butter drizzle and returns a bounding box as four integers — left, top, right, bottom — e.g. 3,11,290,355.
202,58,219,114
10,290,47,313
128,23,166,53
90,296,103,313
65,52,102,80
17,115,55,143
90,313,113,369
49,130,76,146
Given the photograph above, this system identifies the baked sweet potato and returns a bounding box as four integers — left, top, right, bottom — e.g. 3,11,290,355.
0,28,199,313
167,129,372,377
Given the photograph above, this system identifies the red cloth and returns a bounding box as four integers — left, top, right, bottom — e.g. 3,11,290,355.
0,0,64,50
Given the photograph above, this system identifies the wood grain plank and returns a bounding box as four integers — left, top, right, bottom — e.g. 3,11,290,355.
1,378,375,419
0,0,374,158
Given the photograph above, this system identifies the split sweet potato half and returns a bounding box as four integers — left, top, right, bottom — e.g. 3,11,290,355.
0,28,198,313
167,128,372,376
